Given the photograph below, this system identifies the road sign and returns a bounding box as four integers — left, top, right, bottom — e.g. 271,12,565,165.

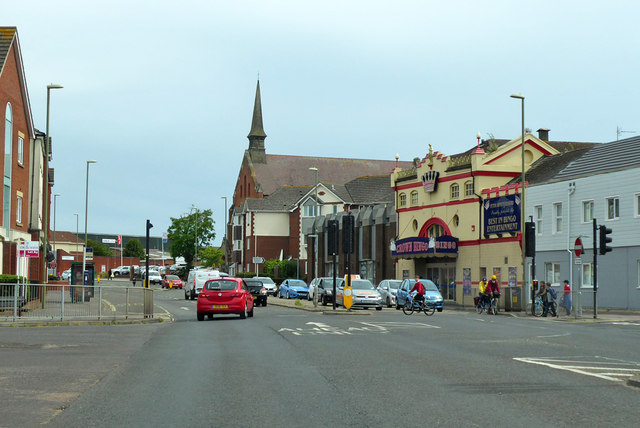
85,247,93,261
162,233,168,244
117,235,122,245
575,257,582,265
252,256,265,264
343,284,353,309
574,237,583,257
102,238,116,244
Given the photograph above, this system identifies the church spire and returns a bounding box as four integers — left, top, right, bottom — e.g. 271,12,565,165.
247,80,267,163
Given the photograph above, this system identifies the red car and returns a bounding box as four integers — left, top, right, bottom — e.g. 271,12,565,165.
197,278,254,321
162,275,183,289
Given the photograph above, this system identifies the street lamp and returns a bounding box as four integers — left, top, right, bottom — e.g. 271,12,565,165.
82,160,97,282
221,196,228,269
192,204,198,265
309,167,319,279
53,193,60,275
43,83,63,283
510,93,526,307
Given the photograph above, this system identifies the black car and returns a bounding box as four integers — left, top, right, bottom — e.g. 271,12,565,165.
318,278,340,306
245,279,268,307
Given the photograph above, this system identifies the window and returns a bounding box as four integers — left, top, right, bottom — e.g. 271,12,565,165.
606,197,620,220
553,203,562,234
582,200,594,223
581,263,593,288
399,193,406,207
635,194,640,218
544,262,560,285
637,260,640,288
4,104,12,230
17,135,24,165
332,205,338,214
535,205,543,235
302,199,315,217
16,192,22,224
410,191,418,206
428,224,444,239
450,183,459,199
464,182,473,197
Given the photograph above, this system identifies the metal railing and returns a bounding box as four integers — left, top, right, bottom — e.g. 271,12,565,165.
0,283,154,321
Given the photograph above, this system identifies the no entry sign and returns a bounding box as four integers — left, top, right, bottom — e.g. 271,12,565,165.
574,237,583,257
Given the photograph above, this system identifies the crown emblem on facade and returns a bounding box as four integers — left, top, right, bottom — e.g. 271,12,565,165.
421,170,440,193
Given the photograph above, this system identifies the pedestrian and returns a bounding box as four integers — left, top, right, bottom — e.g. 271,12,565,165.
132,276,136,287
109,269,114,281
542,282,557,317
561,279,572,316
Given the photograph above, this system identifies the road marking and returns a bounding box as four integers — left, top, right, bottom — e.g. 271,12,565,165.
536,333,571,339
180,307,190,311
514,356,640,383
102,298,116,312
278,321,439,336
611,321,640,326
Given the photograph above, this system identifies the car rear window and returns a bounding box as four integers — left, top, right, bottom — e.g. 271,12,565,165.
205,280,238,291
167,275,180,280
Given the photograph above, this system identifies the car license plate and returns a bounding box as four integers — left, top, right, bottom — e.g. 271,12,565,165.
212,305,228,309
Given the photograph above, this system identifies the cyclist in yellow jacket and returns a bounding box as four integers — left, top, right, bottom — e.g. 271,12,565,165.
478,276,490,309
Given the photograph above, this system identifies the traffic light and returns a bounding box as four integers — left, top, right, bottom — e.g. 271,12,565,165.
599,225,612,255
327,220,339,255
524,221,535,257
532,279,539,292
342,214,354,254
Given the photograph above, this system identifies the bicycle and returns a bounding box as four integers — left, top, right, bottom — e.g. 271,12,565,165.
403,295,436,316
488,293,500,315
475,295,489,314
533,296,544,317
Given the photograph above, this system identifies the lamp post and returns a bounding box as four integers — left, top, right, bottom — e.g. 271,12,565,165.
221,196,227,268
510,93,526,308
82,160,97,282
43,83,63,283
192,205,198,265
74,213,79,261
53,193,60,275
309,167,319,279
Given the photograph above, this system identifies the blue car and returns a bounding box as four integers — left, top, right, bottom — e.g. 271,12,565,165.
278,279,309,299
396,278,444,312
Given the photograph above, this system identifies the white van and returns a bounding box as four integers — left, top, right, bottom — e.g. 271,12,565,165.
185,269,222,300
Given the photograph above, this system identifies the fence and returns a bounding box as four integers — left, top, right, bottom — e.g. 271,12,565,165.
0,283,154,321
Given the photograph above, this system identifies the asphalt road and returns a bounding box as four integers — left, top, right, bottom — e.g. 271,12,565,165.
2,289,639,427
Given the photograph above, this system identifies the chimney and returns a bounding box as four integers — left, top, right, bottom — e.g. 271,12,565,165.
537,128,550,141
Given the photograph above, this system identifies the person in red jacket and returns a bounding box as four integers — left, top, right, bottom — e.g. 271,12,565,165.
486,275,501,297
410,275,426,302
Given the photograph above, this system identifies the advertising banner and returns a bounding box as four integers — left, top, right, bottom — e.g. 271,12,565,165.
484,194,521,236
391,235,458,257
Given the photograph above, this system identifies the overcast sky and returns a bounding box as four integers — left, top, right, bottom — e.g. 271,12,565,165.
5,0,639,246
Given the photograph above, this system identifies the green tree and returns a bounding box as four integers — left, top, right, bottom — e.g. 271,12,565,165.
123,239,145,258
200,246,224,268
167,208,215,268
86,239,112,257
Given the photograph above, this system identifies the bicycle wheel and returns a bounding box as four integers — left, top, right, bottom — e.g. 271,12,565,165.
534,298,543,317
402,300,415,315
476,300,484,314
422,301,435,316
490,299,498,315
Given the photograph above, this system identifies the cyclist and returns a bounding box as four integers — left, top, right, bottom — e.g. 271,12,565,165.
410,275,426,304
486,275,501,313
478,276,490,309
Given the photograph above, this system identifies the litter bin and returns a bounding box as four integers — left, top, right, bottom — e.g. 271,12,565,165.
503,287,523,312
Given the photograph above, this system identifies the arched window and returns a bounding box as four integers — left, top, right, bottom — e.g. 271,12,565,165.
410,190,418,206
450,183,459,199
464,181,473,197
399,193,407,207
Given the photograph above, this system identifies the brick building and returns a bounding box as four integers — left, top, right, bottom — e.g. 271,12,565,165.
0,27,47,281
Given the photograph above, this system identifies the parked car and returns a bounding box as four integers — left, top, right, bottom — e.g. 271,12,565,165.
185,269,223,300
162,274,183,289
143,270,163,285
377,279,402,308
196,277,254,320
278,279,309,299
396,278,444,312
318,277,339,306
308,277,333,301
253,276,277,296
335,278,383,310
245,278,268,307
113,266,130,276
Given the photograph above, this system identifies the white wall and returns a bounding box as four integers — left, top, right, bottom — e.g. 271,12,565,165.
254,212,289,236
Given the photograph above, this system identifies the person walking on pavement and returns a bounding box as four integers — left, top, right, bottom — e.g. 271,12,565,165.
561,280,572,316
542,282,558,317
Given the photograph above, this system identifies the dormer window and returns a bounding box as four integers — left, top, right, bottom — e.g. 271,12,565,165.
302,199,316,217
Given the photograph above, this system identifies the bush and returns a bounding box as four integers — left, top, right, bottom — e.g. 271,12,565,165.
0,274,29,284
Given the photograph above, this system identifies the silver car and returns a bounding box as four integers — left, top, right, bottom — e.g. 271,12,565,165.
254,276,277,296
376,279,402,308
336,279,383,310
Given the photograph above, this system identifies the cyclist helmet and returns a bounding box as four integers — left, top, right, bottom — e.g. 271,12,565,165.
482,276,487,281
491,275,497,280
